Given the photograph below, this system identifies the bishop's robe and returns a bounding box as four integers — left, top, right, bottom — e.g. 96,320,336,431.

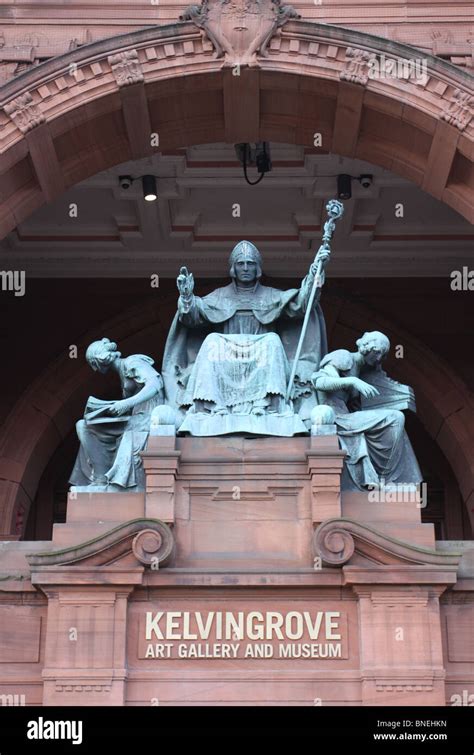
162,275,327,424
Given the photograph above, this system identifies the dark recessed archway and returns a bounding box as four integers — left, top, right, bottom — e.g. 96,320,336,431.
0,20,473,537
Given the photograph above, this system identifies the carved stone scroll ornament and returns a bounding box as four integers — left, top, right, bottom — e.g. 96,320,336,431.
441,88,474,131
4,92,45,133
180,0,300,67
132,524,175,568
27,519,175,569
314,520,355,566
0,41,36,85
313,517,461,568
108,49,144,87
340,47,377,86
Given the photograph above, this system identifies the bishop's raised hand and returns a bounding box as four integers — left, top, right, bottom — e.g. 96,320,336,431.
177,266,194,299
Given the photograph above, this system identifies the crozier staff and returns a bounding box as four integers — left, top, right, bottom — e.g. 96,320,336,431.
285,199,344,401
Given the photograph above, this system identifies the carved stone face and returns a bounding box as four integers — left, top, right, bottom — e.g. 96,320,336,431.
356,331,390,367
229,240,262,281
363,347,384,367
359,335,386,366
234,257,258,285
86,338,119,373
93,356,113,374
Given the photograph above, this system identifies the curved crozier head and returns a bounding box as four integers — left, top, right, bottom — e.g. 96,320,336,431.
356,331,390,366
229,240,262,283
85,337,121,373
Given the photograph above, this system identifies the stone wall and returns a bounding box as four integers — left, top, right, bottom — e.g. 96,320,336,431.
0,436,472,706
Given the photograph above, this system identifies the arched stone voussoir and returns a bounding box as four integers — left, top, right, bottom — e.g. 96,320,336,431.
26,518,175,569
0,19,471,232
313,517,462,569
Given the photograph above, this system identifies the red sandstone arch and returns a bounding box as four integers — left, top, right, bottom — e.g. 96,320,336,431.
0,21,473,535
0,20,472,231
0,289,473,538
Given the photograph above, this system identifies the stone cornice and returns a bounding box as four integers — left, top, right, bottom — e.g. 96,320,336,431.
0,22,195,103
284,21,474,89
0,20,471,108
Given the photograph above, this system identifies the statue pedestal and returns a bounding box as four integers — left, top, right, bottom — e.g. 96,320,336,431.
143,434,346,568
0,435,463,707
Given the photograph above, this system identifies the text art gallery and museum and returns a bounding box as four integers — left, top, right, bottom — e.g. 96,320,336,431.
0,0,473,707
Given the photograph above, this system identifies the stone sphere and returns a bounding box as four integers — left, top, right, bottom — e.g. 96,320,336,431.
310,404,336,426
151,404,178,427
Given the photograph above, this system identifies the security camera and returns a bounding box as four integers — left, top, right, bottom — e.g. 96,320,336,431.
119,175,133,190
359,174,373,189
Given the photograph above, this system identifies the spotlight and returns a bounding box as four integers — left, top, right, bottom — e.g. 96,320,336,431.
337,174,352,200
142,175,157,202
255,142,272,175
